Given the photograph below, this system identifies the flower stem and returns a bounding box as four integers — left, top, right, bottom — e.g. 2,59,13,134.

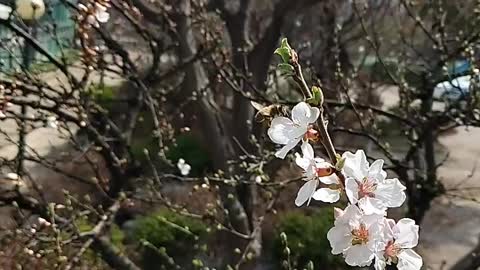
290,53,345,187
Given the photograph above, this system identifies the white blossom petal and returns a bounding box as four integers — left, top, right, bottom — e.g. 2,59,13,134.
345,245,374,267
393,218,419,249
319,174,339,185
268,117,296,144
291,102,320,125
295,153,311,172
177,158,191,176
294,179,317,206
312,188,340,203
375,178,406,208
96,10,110,23
368,159,387,181
275,138,300,159
374,254,387,270
362,213,386,228
327,224,351,254
300,140,314,159
358,197,387,215
397,249,423,270
342,150,369,180
336,204,362,225
345,177,359,204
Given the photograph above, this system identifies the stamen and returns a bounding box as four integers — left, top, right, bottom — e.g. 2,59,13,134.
358,177,377,198
351,223,369,245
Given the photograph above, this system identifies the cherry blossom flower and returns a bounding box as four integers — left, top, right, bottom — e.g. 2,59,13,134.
374,218,422,270
93,2,109,23
268,102,320,159
327,204,385,267
294,141,340,206
342,150,406,215
177,158,191,176
0,3,12,20
78,2,109,27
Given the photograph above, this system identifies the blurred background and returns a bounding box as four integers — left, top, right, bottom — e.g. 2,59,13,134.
0,0,479,269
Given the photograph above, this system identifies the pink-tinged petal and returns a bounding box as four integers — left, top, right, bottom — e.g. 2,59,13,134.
319,174,339,185
312,188,340,203
294,180,317,207
334,207,344,219
345,177,359,204
342,150,369,180
96,11,110,23
358,197,387,215
361,213,385,229
336,204,362,225
345,245,375,266
327,225,351,255
375,178,406,208
393,218,419,249
267,117,295,144
300,140,314,159
275,138,300,159
0,4,12,20
368,159,387,181
383,218,396,240
291,102,320,125
397,249,423,270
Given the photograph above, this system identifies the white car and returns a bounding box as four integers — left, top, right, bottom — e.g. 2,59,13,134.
433,75,476,101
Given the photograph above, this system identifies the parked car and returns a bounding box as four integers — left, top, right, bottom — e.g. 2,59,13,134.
433,75,473,101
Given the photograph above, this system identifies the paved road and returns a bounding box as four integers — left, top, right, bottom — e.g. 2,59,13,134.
419,127,480,270
378,85,480,269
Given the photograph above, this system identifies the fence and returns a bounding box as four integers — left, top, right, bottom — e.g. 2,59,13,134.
0,0,75,71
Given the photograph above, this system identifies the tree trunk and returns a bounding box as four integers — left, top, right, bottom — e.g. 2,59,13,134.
176,0,250,235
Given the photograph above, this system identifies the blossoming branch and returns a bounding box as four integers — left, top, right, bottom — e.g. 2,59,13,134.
256,38,422,270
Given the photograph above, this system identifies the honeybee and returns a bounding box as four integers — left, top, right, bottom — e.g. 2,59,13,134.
250,101,289,123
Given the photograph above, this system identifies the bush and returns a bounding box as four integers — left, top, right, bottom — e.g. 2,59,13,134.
272,209,346,270
132,209,208,249
130,209,209,269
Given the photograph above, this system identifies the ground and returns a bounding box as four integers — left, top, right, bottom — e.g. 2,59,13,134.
419,127,480,270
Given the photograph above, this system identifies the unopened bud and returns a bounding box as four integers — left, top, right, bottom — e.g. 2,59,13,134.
334,207,344,219
280,232,287,243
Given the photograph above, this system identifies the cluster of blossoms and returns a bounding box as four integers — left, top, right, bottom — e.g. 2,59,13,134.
267,101,422,270
75,0,110,66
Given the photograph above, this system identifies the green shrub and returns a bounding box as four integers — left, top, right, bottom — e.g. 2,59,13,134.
272,209,346,270
89,84,117,110
130,209,209,269
132,209,208,248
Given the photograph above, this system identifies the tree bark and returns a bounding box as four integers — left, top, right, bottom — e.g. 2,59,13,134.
176,0,250,235
92,236,141,270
